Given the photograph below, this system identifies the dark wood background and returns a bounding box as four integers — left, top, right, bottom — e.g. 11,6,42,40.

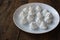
0,0,60,40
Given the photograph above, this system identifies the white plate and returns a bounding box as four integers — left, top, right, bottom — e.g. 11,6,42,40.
13,3,59,34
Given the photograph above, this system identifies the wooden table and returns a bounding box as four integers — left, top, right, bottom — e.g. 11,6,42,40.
0,0,60,40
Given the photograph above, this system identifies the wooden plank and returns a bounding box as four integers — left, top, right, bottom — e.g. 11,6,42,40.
0,0,20,40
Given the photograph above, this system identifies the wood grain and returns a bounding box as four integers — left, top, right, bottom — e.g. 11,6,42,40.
0,0,60,40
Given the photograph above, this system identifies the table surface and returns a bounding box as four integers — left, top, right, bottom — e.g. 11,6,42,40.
0,0,60,40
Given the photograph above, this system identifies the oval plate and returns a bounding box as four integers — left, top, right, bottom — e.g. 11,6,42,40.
13,3,59,34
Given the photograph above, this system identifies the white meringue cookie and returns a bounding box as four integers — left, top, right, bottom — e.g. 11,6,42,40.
20,17,27,24
39,21,48,30
27,15,35,22
29,22,38,30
